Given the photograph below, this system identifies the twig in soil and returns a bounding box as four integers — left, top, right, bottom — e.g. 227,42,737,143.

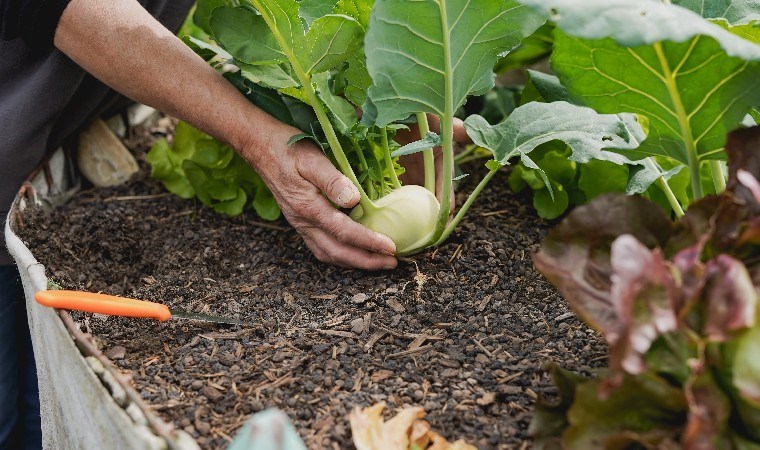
364,331,387,351
473,338,492,358
103,193,172,202
387,345,433,359
448,244,463,263
315,329,356,338
479,209,510,217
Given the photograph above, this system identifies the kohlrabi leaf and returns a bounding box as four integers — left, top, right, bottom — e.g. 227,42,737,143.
333,0,372,29
299,0,338,27
304,14,363,74
247,0,310,69
238,62,300,89
364,0,545,127
523,0,760,167
184,36,233,61
314,72,358,135
464,101,646,166
626,159,685,195
673,0,760,24
391,132,441,158
343,53,371,107
193,0,229,35
579,159,629,201
533,180,569,220
224,72,298,126
477,87,520,125
519,70,571,105
495,23,555,74
210,6,287,65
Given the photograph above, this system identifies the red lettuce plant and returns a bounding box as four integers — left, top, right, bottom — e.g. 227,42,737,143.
530,127,760,450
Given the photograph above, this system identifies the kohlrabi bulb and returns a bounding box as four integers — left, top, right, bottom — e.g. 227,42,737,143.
350,185,440,254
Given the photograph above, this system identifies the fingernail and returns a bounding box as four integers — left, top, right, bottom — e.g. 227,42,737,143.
336,185,355,206
383,265,396,271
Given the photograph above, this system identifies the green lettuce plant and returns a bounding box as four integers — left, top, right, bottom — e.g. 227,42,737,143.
530,127,760,449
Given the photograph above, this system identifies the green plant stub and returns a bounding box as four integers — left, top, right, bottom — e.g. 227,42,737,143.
364,0,545,127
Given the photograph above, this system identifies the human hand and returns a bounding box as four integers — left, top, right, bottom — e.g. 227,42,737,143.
241,126,398,270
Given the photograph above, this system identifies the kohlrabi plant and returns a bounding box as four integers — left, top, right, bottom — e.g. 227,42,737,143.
517,0,760,218
530,127,760,450
173,0,655,255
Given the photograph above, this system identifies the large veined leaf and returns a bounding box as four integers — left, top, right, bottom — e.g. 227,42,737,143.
464,101,646,166
299,0,338,27
305,14,364,74
364,0,545,127
521,0,760,167
210,6,286,65
334,0,372,29
673,0,760,24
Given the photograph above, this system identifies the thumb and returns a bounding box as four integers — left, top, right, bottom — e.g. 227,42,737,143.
298,149,360,208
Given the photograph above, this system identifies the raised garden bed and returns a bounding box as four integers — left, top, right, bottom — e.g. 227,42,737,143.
20,125,606,449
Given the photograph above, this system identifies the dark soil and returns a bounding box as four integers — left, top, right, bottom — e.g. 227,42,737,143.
20,122,607,449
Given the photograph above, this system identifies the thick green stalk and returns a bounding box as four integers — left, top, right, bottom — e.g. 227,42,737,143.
436,168,498,245
429,1,455,245
655,177,685,218
250,0,376,212
416,112,436,193
709,160,726,193
654,42,703,200
381,129,402,189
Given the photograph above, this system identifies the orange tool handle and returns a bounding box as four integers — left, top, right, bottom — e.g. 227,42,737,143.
35,290,172,322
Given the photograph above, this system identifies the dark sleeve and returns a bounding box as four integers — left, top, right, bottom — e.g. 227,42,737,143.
0,0,72,52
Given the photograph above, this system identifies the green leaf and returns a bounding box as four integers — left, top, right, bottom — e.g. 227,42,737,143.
191,139,234,169
627,159,685,195
529,362,587,449
299,0,338,27
210,6,287,65
224,72,297,125
183,36,232,62
464,102,646,166
194,0,229,35
248,0,310,70
173,121,206,159
534,180,569,220
145,139,174,179
495,22,554,73
333,0,372,29
733,326,760,408
213,187,248,216
391,132,441,158
305,14,364,74
314,72,358,134
239,62,300,89
252,182,282,220
524,0,760,166
673,0,760,24
564,373,686,448
364,0,545,126
478,87,520,124
182,160,213,205
579,159,629,201
343,53,371,106
537,148,576,186
520,70,570,105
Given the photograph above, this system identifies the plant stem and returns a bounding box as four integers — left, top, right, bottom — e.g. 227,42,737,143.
709,160,726,193
454,145,477,162
654,42,702,200
416,112,436,193
655,177,684,218
381,129,402,189
251,0,377,212
430,2,454,245
436,168,498,245
352,139,376,199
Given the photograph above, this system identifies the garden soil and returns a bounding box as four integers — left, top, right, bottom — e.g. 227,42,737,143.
20,121,606,449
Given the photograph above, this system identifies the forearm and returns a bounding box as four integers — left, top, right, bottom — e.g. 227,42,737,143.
53,0,289,158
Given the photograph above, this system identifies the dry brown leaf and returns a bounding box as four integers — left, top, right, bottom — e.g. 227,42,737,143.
350,402,476,450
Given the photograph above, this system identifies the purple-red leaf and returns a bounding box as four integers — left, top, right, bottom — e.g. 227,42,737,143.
702,255,758,341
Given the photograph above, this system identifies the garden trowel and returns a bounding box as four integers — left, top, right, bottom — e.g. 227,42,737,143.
35,290,243,325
